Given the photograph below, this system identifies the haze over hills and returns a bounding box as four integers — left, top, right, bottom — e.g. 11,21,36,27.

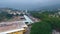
0,0,60,10
37,4,60,10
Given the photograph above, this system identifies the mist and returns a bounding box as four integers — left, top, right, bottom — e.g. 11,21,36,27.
0,0,60,10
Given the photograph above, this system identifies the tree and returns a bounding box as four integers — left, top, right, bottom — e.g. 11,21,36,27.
30,10,60,34
0,12,13,21
30,22,52,34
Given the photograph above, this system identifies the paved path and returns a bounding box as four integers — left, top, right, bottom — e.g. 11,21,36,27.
24,25,32,34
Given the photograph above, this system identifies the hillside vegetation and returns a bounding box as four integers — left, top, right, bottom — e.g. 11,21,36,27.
0,12,13,22
30,11,60,34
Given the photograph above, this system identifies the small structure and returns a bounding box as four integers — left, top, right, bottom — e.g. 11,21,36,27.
24,15,34,25
8,11,21,15
52,30,60,34
0,21,28,34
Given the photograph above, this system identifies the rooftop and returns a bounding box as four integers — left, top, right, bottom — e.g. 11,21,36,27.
0,21,27,33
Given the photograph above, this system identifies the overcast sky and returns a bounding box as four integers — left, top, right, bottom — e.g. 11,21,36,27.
0,0,60,10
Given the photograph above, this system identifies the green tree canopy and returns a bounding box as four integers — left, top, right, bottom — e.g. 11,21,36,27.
30,22,52,34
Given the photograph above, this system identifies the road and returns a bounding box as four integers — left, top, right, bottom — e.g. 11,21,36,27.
24,15,39,34
23,15,33,34
24,25,32,34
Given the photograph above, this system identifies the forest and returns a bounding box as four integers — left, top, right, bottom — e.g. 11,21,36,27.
30,11,60,34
